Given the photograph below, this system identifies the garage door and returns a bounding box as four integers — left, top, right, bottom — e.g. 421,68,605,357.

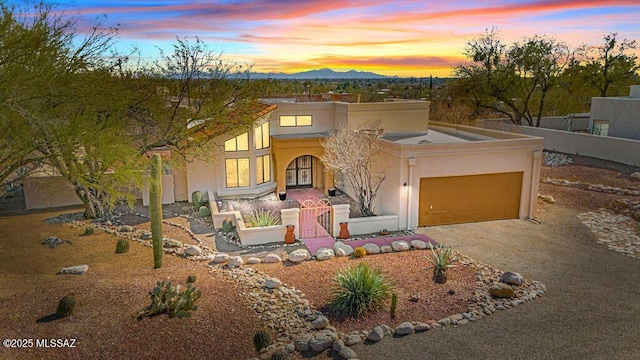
418,172,523,226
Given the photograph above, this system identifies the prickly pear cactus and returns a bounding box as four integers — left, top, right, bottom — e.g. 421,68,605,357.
137,279,202,320
222,217,233,232
150,153,163,269
115,239,130,254
253,330,272,352
192,191,203,208
198,206,211,218
56,294,76,318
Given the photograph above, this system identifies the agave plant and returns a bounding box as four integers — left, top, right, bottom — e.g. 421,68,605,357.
425,247,458,284
243,208,280,228
329,262,393,318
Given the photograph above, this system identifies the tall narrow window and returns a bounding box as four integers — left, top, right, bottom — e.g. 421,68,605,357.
224,132,249,152
254,122,270,149
225,158,250,187
279,115,312,127
256,154,271,184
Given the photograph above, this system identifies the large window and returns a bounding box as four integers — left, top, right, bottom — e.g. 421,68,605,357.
280,115,312,127
225,158,250,187
593,120,610,136
254,122,270,149
224,132,249,152
256,154,271,185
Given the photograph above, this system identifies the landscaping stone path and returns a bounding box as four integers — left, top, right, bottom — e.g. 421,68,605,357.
351,205,640,360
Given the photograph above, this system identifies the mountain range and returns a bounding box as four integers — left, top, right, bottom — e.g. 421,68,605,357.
251,68,394,79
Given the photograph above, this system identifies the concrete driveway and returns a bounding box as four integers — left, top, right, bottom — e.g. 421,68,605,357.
351,205,640,360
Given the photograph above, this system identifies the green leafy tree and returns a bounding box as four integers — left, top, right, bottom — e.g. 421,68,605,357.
455,29,569,126
576,33,639,97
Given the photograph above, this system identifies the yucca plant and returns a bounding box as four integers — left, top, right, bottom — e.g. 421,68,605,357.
243,208,280,228
425,247,458,284
329,262,393,318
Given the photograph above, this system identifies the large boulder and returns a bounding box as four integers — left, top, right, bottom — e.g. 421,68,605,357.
395,322,414,335
334,242,354,257
262,254,282,263
185,245,202,256
500,271,524,286
367,326,384,342
410,239,428,250
391,240,410,252
316,248,335,261
227,256,244,267
489,283,515,298
362,243,381,255
213,253,230,263
57,264,89,275
265,278,282,289
294,334,312,352
309,330,338,352
288,249,311,263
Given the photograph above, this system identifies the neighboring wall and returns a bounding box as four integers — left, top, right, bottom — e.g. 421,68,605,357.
24,176,83,210
476,120,640,167
590,96,640,140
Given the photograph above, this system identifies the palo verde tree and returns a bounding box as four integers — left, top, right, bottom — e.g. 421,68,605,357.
321,121,386,217
0,2,145,218
454,28,569,127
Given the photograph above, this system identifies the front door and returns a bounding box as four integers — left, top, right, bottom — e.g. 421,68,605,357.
286,155,313,188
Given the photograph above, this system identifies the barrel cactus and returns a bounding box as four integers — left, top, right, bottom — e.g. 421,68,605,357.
222,217,233,232
187,275,197,284
198,206,211,218
192,191,203,208
353,247,366,258
115,239,130,254
56,294,76,318
253,330,272,352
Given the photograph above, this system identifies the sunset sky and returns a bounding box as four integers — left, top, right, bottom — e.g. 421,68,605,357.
45,1,640,77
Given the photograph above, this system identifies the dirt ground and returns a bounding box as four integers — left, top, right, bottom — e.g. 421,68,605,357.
0,152,638,360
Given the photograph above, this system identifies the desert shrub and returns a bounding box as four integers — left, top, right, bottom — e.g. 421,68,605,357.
244,208,280,227
80,227,95,236
329,262,393,318
253,330,272,352
136,276,201,320
425,247,457,284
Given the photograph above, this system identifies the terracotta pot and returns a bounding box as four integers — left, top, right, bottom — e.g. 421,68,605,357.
339,222,350,239
285,225,296,244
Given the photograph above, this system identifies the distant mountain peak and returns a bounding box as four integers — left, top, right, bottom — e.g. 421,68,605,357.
251,68,394,79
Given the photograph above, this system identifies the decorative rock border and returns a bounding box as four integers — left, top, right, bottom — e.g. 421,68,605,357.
60,212,545,360
578,209,640,260
607,199,640,222
542,177,640,196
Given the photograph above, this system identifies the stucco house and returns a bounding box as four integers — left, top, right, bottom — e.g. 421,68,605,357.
23,97,544,232
183,99,543,229
589,85,640,140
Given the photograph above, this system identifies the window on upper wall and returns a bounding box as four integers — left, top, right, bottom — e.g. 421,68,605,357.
224,132,249,152
256,154,271,184
254,122,270,149
280,115,312,127
225,158,250,188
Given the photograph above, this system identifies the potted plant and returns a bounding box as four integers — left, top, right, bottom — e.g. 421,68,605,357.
339,222,350,239
278,191,287,201
425,247,457,284
328,187,336,196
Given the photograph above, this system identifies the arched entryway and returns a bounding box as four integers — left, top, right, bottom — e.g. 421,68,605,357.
286,155,313,188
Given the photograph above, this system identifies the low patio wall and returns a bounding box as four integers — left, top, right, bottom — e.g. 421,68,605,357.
211,207,300,246
331,203,400,236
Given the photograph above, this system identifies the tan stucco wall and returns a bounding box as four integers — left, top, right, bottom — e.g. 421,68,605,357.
271,137,334,195
24,176,83,210
373,129,543,229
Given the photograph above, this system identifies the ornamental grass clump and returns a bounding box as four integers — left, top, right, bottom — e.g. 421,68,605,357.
244,208,280,228
329,262,393,318
425,246,458,284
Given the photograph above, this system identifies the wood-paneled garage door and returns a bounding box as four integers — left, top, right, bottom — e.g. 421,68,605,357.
418,172,523,226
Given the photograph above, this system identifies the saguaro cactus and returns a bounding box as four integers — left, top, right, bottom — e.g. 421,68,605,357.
150,153,163,269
